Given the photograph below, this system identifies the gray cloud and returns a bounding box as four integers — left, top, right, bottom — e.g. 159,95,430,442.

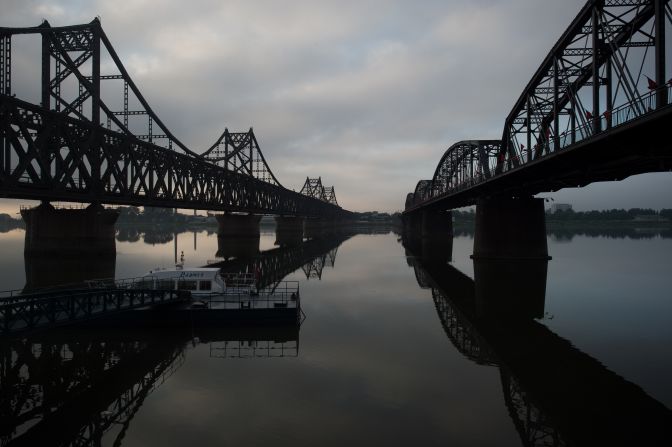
3,0,671,212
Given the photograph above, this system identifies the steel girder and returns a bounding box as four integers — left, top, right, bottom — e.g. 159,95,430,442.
405,0,672,213
299,176,339,206
201,128,282,186
501,0,672,170
0,20,348,215
0,95,345,217
0,19,195,155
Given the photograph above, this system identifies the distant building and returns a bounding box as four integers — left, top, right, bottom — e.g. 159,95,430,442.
551,203,572,213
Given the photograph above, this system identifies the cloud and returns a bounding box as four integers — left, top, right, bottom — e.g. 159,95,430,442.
3,0,671,212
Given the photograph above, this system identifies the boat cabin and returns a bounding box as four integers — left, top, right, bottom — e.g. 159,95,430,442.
143,266,225,295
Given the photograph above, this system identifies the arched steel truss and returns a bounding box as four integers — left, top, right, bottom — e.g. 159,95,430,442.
408,141,501,209
406,0,672,211
501,0,672,168
0,20,346,213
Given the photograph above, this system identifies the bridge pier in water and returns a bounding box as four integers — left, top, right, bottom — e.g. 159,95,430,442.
472,197,549,319
275,216,304,246
214,214,261,260
403,210,453,263
215,213,262,238
21,202,118,255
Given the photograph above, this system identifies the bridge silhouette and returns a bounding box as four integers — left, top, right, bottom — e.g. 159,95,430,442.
401,232,672,446
404,0,672,259
0,19,349,220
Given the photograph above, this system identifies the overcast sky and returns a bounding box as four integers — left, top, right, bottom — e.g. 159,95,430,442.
3,0,672,213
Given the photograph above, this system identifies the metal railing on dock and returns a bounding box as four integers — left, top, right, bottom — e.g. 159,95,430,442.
0,286,190,335
193,281,300,310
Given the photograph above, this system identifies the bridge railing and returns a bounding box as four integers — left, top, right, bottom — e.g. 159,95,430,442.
463,87,670,188
552,86,671,153
407,84,672,211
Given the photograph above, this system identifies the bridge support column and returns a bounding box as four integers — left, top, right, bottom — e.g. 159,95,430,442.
473,197,548,260
215,214,261,260
21,202,118,255
421,210,453,238
215,213,261,238
472,197,549,319
274,216,304,247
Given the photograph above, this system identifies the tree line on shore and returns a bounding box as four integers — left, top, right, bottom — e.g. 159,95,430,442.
451,208,672,222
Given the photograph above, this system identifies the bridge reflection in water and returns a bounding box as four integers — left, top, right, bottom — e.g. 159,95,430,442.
0,326,298,446
0,228,373,445
401,232,672,447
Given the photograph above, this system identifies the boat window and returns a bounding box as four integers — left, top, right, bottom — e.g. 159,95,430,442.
177,280,197,291
199,280,212,291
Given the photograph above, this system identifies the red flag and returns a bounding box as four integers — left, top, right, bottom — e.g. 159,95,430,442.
647,76,658,90
585,110,593,120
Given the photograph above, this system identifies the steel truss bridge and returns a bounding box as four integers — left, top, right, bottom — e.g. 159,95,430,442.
406,0,672,212
401,235,672,446
0,20,349,218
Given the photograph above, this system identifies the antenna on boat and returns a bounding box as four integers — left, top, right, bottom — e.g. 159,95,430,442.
176,250,185,269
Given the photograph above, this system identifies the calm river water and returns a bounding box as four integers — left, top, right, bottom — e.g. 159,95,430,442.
0,224,671,446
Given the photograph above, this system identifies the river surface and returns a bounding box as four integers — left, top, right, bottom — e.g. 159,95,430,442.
0,224,671,446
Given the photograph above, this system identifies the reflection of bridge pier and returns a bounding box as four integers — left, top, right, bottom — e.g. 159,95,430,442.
275,216,304,246
215,214,262,260
20,202,118,255
23,250,116,292
402,210,453,264
403,234,672,446
471,197,549,318
473,197,549,261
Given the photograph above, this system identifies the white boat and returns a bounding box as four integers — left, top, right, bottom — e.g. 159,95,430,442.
142,264,226,296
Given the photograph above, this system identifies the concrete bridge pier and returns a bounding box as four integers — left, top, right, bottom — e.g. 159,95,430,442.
402,210,453,263
21,202,119,255
472,197,550,319
274,216,304,247
215,213,262,238
215,214,261,260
